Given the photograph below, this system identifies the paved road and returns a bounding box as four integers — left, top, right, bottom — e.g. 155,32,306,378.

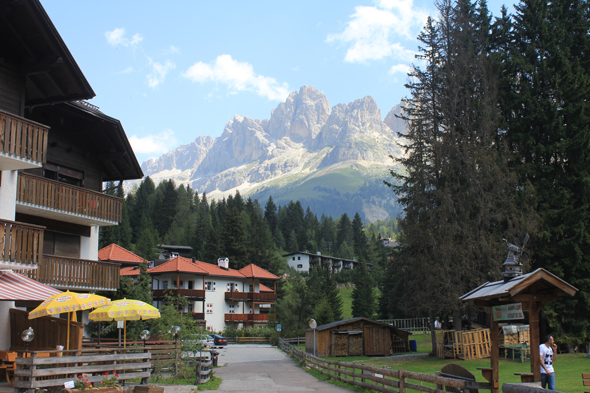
173,344,353,393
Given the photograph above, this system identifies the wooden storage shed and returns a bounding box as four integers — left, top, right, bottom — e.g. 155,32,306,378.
305,317,410,357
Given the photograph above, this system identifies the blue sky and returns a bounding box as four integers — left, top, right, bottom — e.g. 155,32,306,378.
43,0,516,164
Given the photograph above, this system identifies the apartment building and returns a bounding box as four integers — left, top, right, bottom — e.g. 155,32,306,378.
285,251,371,273
122,257,279,332
0,0,142,349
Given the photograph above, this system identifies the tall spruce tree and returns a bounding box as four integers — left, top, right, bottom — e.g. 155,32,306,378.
351,261,375,318
498,0,590,346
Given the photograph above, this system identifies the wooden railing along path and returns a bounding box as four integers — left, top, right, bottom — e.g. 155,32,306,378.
14,348,151,393
0,110,48,165
0,219,44,267
27,255,120,291
17,173,123,223
279,338,492,393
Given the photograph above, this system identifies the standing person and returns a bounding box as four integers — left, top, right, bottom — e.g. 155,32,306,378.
540,335,557,390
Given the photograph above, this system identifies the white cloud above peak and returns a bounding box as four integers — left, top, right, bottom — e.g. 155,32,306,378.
327,0,427,63
129,129,177,155
105,28,143,47
182,55,289,101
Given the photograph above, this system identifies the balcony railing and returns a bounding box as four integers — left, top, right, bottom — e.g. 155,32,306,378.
153,288,205,300
27,255,120,291
0,110,48,168
224,313,269,323
192,312,205,321
0,219,44,269
17,173,122,223
225,292,276,302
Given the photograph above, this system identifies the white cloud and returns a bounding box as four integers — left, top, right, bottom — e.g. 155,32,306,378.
121,66,134,74
327,0,427,63
128,129,177,155
105,28,143,47
166,45,181,54
390,63,411,75
147,59,175,88
183,54,289,101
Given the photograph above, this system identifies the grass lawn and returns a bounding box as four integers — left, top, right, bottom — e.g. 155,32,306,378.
339,287,381,320
301,333,590,392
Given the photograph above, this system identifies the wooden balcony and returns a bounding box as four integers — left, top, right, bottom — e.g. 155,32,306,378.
225,291,276,302
224,313,269,323
0,110,48,170
27,255,120,291
0,219,44,270
153,288,205,300
17,173,122,225
192,312,205,321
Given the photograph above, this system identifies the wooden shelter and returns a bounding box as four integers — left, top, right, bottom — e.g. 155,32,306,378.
460,268,577,392
305,317,410,357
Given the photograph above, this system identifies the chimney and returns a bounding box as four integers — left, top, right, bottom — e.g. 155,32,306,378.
192,257,196,264
218,257,229,270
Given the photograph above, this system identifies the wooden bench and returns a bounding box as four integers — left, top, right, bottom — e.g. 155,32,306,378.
583,373,590,393
515,372,534,383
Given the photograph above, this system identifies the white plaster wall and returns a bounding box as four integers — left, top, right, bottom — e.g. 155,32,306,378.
80,226,99,260
0,170,17,221
287,253,310,272
0,301,15,350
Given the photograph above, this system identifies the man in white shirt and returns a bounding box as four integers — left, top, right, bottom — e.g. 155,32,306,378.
540,335,557,390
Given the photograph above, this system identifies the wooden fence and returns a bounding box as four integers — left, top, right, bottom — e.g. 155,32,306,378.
14,348,151,393
377,318,431,334
279,338,491,392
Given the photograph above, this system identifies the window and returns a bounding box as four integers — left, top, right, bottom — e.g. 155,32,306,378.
162,281,169,290
206,303,213,314
248,285,253,293
297,264,303,269
187,304,193,313
187,280,193,290
43,231,80,258
206,281,215,291
228,282,239,292
228,304,235,314
292,257,295,260
298,256,301,260
179,280,184,288
43,163,84,187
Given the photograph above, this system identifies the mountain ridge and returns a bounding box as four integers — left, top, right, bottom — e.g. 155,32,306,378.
137,86,406,221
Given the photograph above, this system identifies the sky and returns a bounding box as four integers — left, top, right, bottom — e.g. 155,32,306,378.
43,0,517,164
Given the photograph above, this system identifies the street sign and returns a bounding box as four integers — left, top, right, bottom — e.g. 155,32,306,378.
493,303,524,321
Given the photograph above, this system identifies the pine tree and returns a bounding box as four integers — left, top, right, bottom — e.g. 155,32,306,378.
351,262,375,318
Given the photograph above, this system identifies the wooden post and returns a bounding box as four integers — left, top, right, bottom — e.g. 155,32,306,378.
529,301,541,381
490,318,500,393
399,367,405,392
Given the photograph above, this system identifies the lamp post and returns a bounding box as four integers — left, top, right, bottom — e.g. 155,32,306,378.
140,329,150,347
309,318,317,357
21,327,35,354
168,326,181,377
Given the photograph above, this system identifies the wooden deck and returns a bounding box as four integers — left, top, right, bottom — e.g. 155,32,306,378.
0,110,48,167
17,173,123,223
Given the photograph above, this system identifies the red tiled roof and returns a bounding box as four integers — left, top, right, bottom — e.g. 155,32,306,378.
148,257,210,275
239,264,280,280
120,266,141,276
259,283,274,292
99,244,147,264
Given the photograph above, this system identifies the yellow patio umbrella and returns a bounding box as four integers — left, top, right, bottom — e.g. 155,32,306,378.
88,299,161,348
28,290,111,350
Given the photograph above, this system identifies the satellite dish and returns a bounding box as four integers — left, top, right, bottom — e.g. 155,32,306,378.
309,318,317,329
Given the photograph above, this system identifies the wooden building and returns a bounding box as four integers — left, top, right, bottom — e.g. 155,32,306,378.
305,317,410,357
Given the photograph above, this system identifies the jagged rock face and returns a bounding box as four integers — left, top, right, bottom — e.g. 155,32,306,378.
141,135,214,174
384,104,407,135
139,86,406,209
267,85,330,142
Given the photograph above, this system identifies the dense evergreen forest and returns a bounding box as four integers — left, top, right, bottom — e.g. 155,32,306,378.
99,177,396,278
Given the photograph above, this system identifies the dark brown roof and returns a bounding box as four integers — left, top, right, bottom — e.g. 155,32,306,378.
0,0,94,106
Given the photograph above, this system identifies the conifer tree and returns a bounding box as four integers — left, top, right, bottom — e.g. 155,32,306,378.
351,262,375,318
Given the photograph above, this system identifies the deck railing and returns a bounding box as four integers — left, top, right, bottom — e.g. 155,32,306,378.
225,291,276,302
224,313,269,323
153,288,205,300
27,255,120,291
17,173,123,223
0,110,48,165
0,219,44,267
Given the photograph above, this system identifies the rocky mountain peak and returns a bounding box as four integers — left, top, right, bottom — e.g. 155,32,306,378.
267,85,330,142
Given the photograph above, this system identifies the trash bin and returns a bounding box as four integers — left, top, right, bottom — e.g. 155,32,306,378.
211,350,219,366
409,340,417,352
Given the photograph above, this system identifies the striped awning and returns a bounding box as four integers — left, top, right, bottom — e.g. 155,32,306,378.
0,271,61,301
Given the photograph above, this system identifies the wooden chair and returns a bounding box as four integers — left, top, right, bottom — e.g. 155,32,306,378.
3,352,17,384
583,373,590,393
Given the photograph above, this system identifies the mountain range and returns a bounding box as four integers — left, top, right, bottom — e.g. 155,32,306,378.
138,86,406,222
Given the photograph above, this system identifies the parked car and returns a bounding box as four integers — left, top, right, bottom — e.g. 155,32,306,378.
210,334,228,346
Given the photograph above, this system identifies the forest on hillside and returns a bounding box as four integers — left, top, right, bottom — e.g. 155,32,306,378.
100,177,397,278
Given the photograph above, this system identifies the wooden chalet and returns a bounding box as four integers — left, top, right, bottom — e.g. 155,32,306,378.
305,317,410,357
